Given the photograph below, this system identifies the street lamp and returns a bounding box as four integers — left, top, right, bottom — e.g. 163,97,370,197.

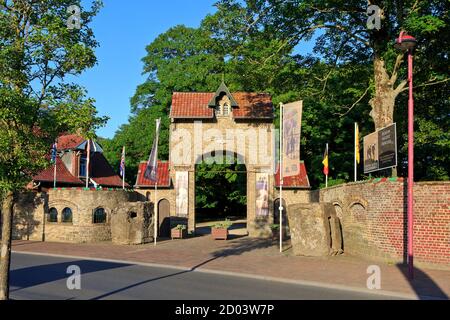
395,31,417,279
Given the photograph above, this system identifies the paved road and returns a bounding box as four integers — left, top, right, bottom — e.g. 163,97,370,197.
10,253,404,300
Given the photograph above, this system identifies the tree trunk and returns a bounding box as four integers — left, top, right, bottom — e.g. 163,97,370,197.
369,56,398,130
0,191,14,300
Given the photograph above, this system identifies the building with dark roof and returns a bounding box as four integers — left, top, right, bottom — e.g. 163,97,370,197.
29,134,128,190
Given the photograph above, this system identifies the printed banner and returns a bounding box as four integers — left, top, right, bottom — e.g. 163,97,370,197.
175,171,189,216
282,101,302,178
255,173,269,217
364,123,397,173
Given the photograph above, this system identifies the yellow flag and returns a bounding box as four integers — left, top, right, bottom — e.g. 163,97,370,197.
355,123,360,164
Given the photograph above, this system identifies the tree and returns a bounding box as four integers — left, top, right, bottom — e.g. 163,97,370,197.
195,155,247,219
101,106,169,185
207,0,450,181
0,0,104,300
104,25,227,177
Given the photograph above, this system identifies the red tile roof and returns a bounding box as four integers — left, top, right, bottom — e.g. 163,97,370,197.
57,134,85,151
135,161,171,188
274,162,310,188
32,157,84,186
232,92,274,119
170,92,273,119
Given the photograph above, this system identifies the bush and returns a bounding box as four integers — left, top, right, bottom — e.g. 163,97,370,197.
212,219,233,229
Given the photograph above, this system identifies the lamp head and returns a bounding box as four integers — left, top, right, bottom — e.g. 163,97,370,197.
395,32,417,52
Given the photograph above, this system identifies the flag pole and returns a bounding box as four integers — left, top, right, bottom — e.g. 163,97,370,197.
354,123,357,182
86,139,90,189
153,120,160,247
279,103,283,253
53,140,58,189
325,143,328,188
122,146,126,190
154,181,158,246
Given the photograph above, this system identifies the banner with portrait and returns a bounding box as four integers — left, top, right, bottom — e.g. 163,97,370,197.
282,101,303,178
175,171,189,216
255,173,269,217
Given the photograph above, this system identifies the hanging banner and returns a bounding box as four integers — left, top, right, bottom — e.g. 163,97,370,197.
282,100,303,178
175,171,189,216
364,123,397,173
255,173,269,217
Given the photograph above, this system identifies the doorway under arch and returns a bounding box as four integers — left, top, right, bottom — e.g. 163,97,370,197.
194,152,247,236
158,199,171,237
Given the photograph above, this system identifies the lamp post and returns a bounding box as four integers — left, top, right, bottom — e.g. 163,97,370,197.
395,31,417,279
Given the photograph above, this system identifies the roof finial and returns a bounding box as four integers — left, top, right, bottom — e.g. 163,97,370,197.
221,73,225,83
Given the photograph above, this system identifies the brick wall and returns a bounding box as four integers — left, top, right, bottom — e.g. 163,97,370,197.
320,179,450,270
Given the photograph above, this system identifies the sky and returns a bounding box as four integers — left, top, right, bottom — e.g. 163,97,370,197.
73,0,317,139
72,0,218,138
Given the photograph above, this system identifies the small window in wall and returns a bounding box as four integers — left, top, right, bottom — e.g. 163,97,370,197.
129,212,137,219
222,102,230,116
48,208,58,223
62,208,73,223
79,155,87,177
93,208,106,224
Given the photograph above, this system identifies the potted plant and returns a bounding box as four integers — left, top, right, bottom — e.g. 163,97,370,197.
270,224,280,239
211,219,232,240
171,224,187,239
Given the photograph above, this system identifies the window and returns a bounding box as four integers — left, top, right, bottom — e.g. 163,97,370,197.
216,93,231,117
222,103,230,116
93,208,106,224
79,155,87,177
48,208,58,223
62,207,73,223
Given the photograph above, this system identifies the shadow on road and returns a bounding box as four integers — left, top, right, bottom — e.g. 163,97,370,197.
91,237,274,299
10,258,130,293
396,263,449,300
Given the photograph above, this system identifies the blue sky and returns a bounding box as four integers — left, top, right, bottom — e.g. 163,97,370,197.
73,0,218,138
73,0,317,139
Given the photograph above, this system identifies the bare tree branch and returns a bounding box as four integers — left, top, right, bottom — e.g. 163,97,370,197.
399,78,450,93
337,86,371,117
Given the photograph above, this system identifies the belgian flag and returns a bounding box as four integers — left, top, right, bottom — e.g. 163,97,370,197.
322,144,329,176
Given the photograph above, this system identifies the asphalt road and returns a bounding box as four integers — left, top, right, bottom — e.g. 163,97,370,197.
10,252,404,300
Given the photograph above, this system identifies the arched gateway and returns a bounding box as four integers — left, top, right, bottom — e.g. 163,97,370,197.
135,82,310,237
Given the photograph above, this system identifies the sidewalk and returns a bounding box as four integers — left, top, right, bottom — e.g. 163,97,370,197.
11,236,450,300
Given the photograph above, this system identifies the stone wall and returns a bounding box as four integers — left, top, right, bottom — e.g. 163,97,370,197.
170,118,275,237
319,179,450,270
14,189,142,243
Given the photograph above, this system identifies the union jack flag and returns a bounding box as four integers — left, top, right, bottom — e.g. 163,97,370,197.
50,141,58,164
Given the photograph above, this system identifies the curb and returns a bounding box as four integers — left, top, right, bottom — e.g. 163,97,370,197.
12,250,425,300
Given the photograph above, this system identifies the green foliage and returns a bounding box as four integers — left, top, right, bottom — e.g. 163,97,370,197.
212,219,233,230
195,156,247,217
0,0,104,194
319,178,347,189
105,0,449,193
101,106,168,185
173,224,187,230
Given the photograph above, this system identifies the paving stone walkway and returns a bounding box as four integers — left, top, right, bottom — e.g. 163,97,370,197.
12,236,450,300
